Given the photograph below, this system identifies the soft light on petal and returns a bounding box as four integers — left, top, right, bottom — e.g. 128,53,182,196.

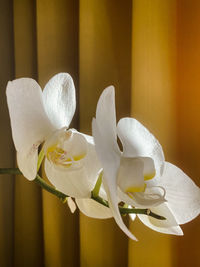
117,157,145,193
78,131,95,145
67,197,77,213
76,198,112,219
159,162,200,224
133,190,166,208
141,157,156,180
95,86,120,155
118,186,166,208
45,157,92,198
117,118,165,177
128,205,136,221
103,180,138,240
45,130,100,198
6,78,54,152
17,150,38,180
129,213,136,221
43,73,76,129
137,202,183,235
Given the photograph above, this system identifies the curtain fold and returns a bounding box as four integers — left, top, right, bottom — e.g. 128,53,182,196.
0,0,200,266
36,1,80,266
13,1,44,266
176,1,200,266
79,1,131,266
0,1,15,266
129,1,177,266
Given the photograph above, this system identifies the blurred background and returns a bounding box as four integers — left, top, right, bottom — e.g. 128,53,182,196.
0,0,200,266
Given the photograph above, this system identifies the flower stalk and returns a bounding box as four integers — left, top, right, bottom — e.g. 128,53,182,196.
0,167,166,220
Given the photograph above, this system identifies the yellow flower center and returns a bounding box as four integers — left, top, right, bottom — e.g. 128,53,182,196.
47,144,85,168
126,183,147,194
144,171,156,181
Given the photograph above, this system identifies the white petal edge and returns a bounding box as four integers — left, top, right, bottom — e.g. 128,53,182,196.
76,198,112,219
158,162,200,224
17,150,38,180
137,202,183,235
95,86,120,155
43,73,76,129
6,78,54,152
129,213,136,221
117,118,165,177
70,128,95,146
67,197,77,213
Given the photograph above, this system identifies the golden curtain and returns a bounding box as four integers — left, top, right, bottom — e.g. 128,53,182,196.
0,0,200,266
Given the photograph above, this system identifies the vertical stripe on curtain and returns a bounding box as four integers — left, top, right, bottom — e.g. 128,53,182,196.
79,0,132,266
176,0,200,266
0,1,14,266
13,1,44,266
129,0,177,266
36,0,80,266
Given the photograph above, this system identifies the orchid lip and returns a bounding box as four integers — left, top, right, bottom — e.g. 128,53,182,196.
45,128,88,171
134,185,167,203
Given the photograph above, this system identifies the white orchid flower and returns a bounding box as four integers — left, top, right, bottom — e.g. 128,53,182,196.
6,73,111,217
90,86,200,240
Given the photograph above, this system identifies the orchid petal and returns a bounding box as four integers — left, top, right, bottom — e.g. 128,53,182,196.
6,78,54,152
67,197,77,213
128,205,136,221
6,78,54,179
45,131,100,198
140,157,156,180
17,150,38,181
133,190,166,208
92,119,137,240
78,132,95,145
69,131,102,191
45,158,92,197
158,162,200,224
117,157,145,193
69,128,96,146
43,73,76,129
95,86,120,155
117,118,165,177
76,198,112,219
129,213,136,221
117,156,155,195
137,202,183,235
118,187,166,208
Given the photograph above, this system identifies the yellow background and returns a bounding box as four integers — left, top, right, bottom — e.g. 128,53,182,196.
0,0,200,266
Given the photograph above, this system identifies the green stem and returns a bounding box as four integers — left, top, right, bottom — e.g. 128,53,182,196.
0,167,166,220
0,168,21,175
0,168,68,202
35,174,67,202
91,193,166,220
